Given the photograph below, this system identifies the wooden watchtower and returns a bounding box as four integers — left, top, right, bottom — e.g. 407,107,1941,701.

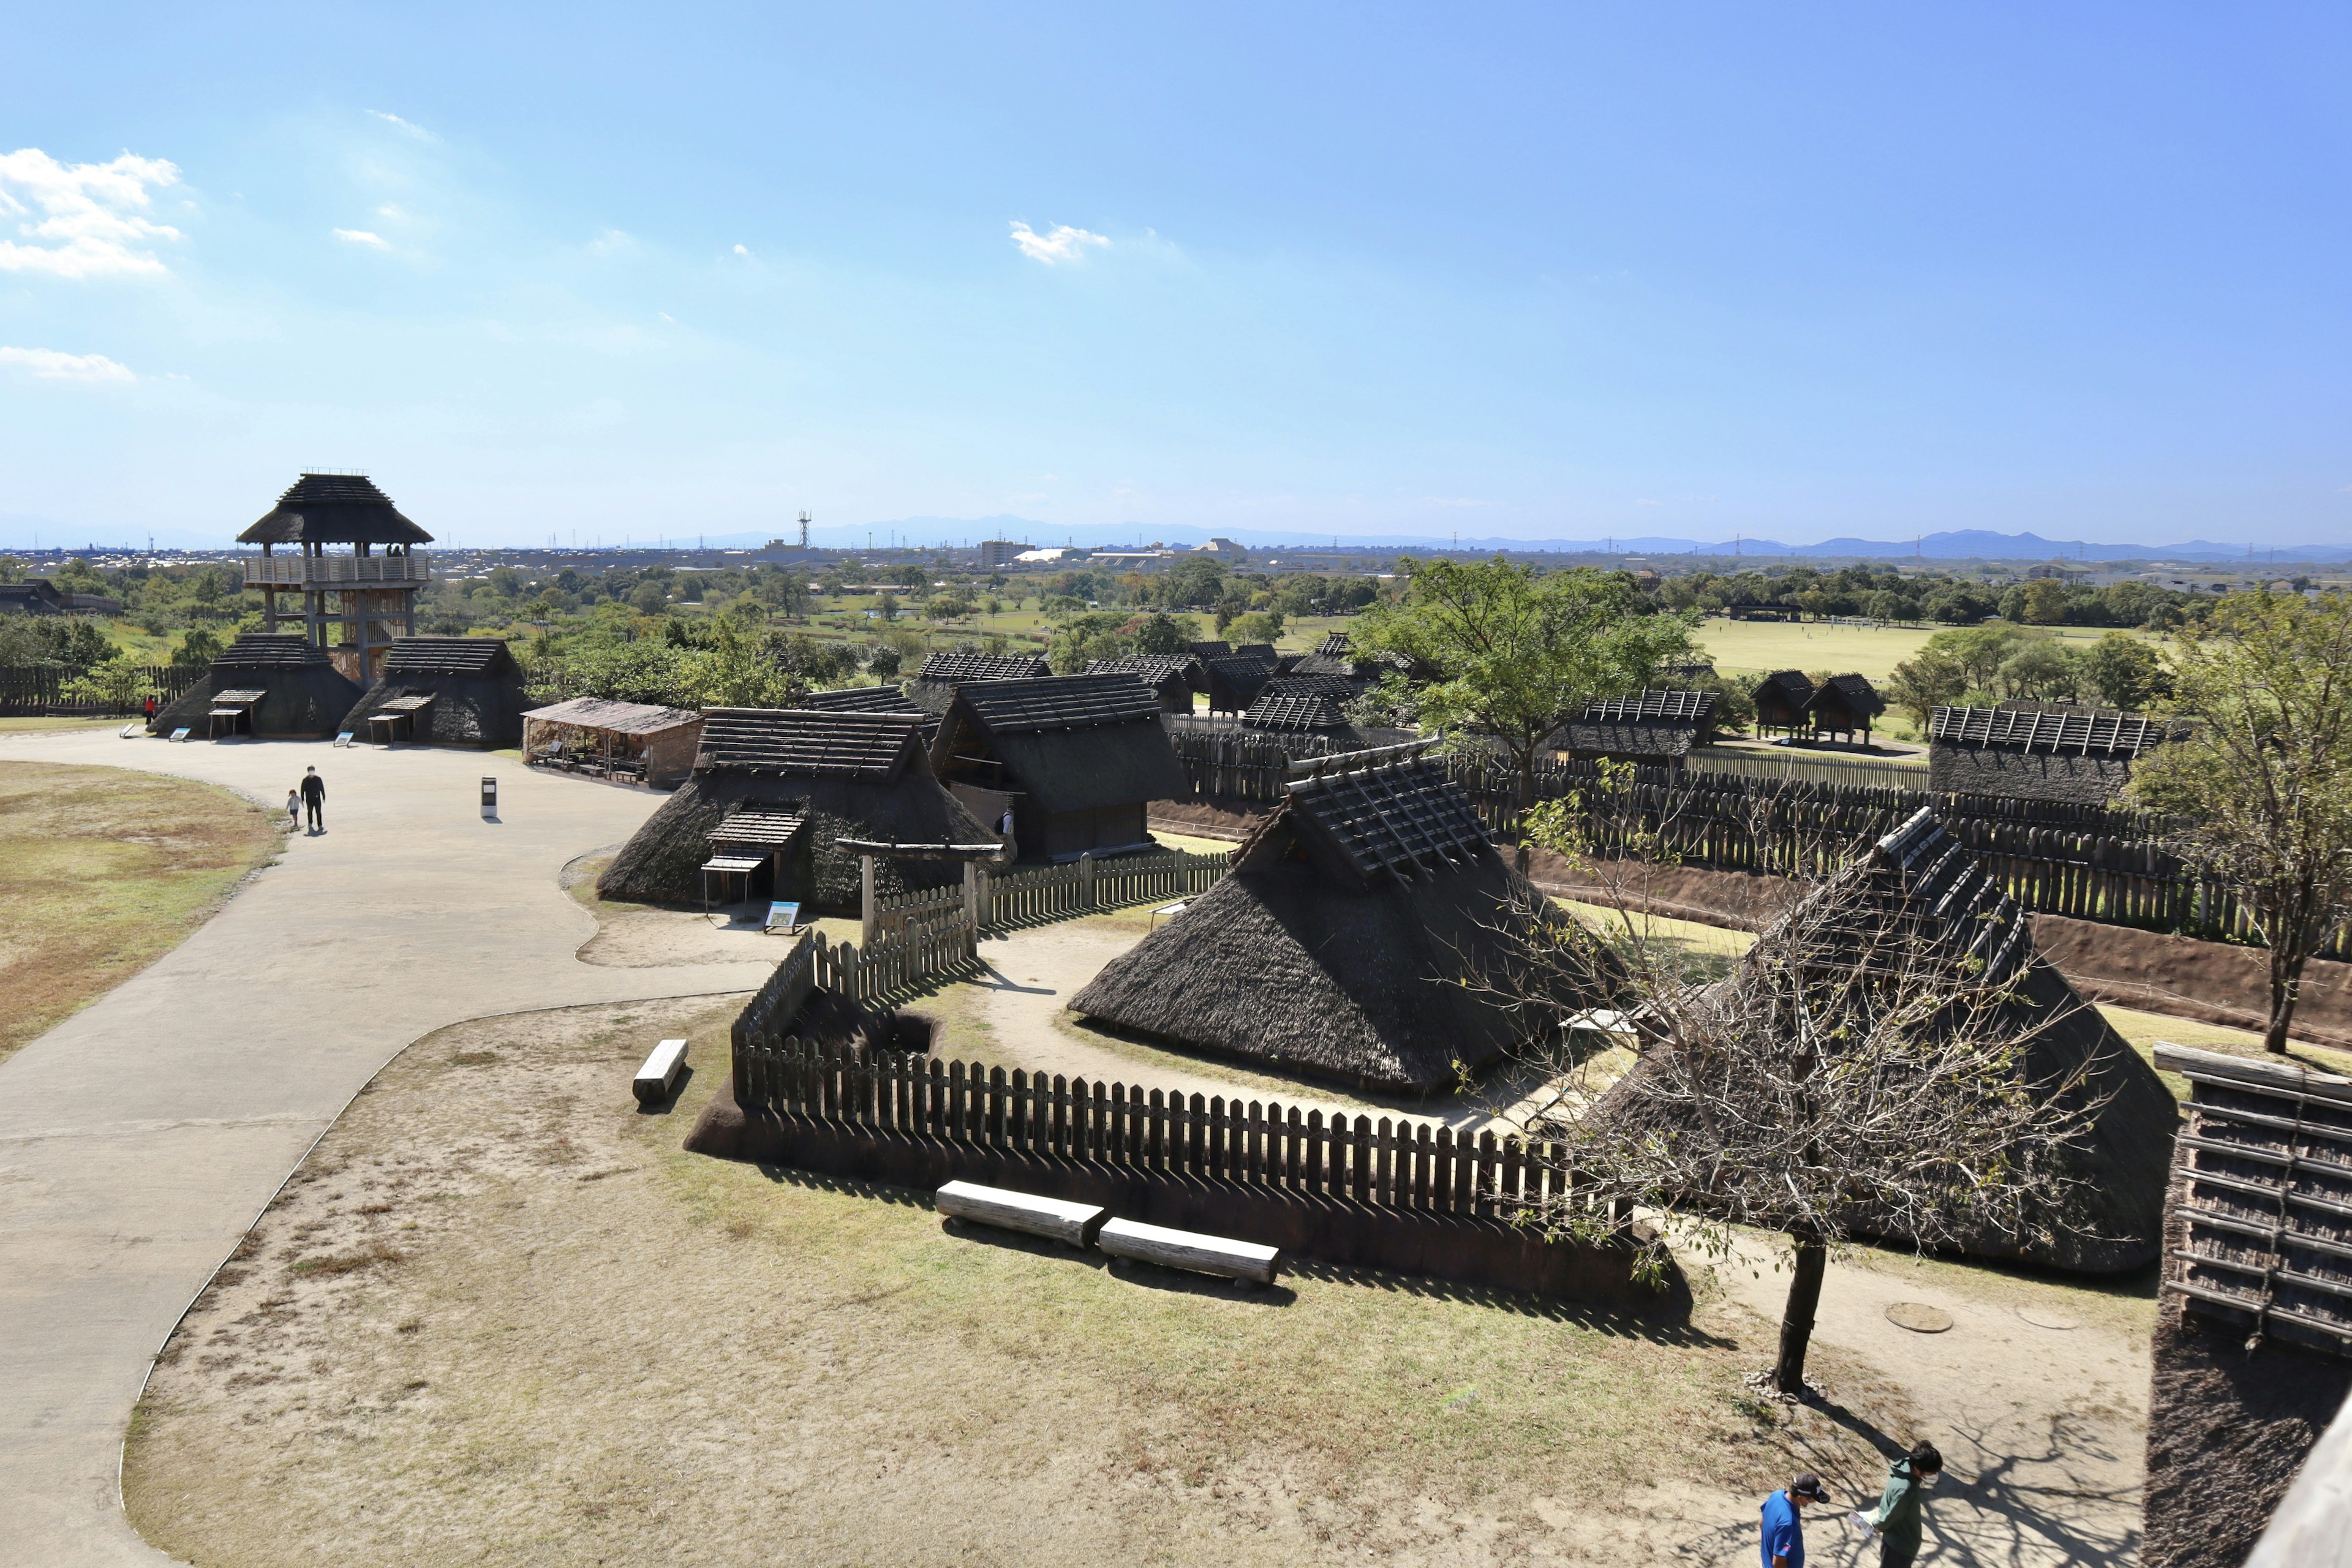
237,472,432,684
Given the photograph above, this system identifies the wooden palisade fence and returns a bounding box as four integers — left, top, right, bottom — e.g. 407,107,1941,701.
869,848,1232,941
0,664,197,716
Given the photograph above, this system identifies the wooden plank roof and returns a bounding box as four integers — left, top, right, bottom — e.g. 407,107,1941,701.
214,633,334,669
1929,704,2180,757
914,650,1052,684
1283,750,1490,881
695,709,924,778
2154,1044,2352,1359
1084,654,1196,688
952,674,1163,734
373,694,435,712
212,687,268,704
708,807,810,848
521,696,703,734
1580,688,1718,723
380,636,512,676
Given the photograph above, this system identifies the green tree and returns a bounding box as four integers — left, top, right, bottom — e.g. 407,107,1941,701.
2132,591,2352,1053
1222,609,1284,644
1355,559,1697,801
1133,611,1198,654
1996,639,2084,701
170,627,225,671
2083,633,2167,710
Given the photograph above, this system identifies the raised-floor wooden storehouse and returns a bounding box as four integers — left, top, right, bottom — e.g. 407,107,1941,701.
2141,1045,2352,1568
908,650,1052,715
340,636,528,747
600,709,990,910
1806,673,1885,744
1545,689,1719,767
1592,806,2176,1272
238,472,432,684
930,674,1190,861
1753,670,1815,738
1929,703,2181,806
521,698,704,786
1084,655,1197,715
1071,743,1619,1093
148,633,361,739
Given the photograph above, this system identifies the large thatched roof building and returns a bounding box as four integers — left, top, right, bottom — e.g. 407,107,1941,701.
930,674,1190,861
1071,744,1616,1092
1545,689,1719,767
339,636,528,747
1929,703,2182,805
1592,806,2176,1273
908,650,1052,715
148,633,362,739
1084,654,1197,714
598,709,990,911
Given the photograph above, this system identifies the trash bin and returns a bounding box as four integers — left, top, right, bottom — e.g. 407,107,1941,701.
480,776,497,818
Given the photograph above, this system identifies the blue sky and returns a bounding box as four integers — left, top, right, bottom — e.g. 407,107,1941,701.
5,3,2351,549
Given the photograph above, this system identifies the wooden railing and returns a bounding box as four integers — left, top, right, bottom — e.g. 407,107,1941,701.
731,1033,1629,1227
980,850,1231,928
241,551,432,586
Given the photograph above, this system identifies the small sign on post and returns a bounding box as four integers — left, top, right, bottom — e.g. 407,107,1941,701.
480,776,498,818
764,900,801,934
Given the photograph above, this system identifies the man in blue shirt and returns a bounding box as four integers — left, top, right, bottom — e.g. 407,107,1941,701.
1760,1472,1830,1568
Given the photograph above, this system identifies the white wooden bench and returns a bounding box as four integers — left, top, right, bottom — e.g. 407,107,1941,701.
631,1038,689,1105
1096,1218,1281,1286
934,1180,1107,1247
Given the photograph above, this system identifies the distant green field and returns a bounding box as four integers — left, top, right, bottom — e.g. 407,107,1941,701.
1697,617,2136,683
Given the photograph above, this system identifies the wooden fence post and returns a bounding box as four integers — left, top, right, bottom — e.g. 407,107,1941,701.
1080,853,1095,909
861,854,877,948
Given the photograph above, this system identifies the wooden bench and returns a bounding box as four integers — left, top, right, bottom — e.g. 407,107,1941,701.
631,1038,689,1105
1096,1218,1281,1286
934,1180,1107,1247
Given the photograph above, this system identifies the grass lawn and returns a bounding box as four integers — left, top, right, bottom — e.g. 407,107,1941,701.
125,993,1914,1567
0,715,127,733
1695,617,2143,684
0,761,282,1062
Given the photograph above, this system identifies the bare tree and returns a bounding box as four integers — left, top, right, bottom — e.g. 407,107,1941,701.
1483,801,2114,1395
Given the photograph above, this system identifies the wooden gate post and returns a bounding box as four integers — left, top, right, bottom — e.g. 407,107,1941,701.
861,854,877,947
1080,853,1095,909
963,859,980,933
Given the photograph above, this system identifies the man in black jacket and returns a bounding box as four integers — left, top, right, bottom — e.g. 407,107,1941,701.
299,766,325,833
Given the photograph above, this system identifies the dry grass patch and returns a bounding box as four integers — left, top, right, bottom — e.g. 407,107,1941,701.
127,994,1919,1567
0,759,280,1061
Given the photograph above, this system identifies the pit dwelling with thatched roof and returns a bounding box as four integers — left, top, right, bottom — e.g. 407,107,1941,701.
1071,741,1620,1093
1083,654,1197,715
930,673,1190,862
149,633,363,740
1929,702,2183,805
598,708,991,911
340,636,529,747
1545,689,1719,767
1588,805,2176,1273
907,650,1052,715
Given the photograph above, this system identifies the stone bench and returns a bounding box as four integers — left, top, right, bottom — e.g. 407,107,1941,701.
1097,1218,1281,1286
934,1181,1107,1247
631,1038,689,1106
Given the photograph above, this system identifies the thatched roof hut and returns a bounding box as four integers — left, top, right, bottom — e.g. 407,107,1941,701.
1187,639,1232,660
1200,653,1277,714
908,650,1052,715
1752,669,1814,737
1928,703,2182,806
1545,689,1719,767
149,633,362,739
1072,744,1613,1092
340,636,528,747
1084,654,1197,714
1806,673,1885,742
798,684,924,716
930,674,1190,861
598,709,990,911
522,697,704,786
1591,806,2176,1273
1242,674,1360,734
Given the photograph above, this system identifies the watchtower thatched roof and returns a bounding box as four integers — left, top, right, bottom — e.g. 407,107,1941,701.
149,633,361,738
342,636,528,748
930,674,1189,818
599,708,989,910
1593,806,2176,1272
1071,744,1616,1091
237,473,432,546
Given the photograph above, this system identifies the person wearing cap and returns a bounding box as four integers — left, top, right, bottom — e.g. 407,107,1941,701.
1850,1441,1943,1567
1760,1473,1828,1568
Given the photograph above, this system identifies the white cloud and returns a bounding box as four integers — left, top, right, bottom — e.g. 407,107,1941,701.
0,148,183,278
733,243,752,256
369,111,436,140
0,345,136,383
1009,221,1109,265
375,203,407,221
656,311,676,323
333,227,390,249
589,228,633,255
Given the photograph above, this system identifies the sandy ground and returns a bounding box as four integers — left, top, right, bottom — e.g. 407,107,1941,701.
129,992,2125,1568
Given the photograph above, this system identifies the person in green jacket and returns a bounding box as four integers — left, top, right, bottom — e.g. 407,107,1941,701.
1850,1441,1943,1567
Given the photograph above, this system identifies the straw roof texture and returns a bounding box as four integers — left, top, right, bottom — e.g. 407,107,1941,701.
149,635,361,738
236,473,432,546
1547,689,1720,763
598,709,988,910
342,637,527,747
931,675,1189,816
1071,748,1613,1091
797,684,924,715
1591,807,2176,1272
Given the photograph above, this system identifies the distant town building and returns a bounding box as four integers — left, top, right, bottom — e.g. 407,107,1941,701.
976,539,1031,569
1192,537,1248,560
1088,549,1170,570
